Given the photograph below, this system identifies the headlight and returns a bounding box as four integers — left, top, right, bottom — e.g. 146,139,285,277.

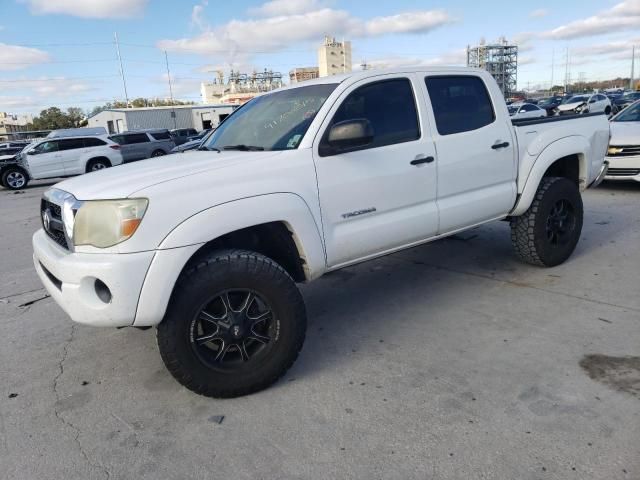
72,198,148,248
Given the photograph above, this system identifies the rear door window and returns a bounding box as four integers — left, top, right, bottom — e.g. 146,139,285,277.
84,137,107,147
150,131,171,140
124,133,150,144
425,76,496,135
57,138,86,151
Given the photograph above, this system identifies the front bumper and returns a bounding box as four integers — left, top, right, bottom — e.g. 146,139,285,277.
33,229,154,327
33,229,202,327
604,155,640,182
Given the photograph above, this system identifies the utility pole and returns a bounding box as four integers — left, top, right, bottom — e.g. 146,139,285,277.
164,50,177,130
631,45,636,91
114,32,130,107
564,46,570,94
550,48,554,92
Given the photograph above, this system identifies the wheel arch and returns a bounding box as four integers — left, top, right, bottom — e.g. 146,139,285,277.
85,156,112,172
133,193,326,327
511,136,590,216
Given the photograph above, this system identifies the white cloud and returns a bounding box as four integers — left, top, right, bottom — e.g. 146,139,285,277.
0,43,50,71
529,9,548,18
572,36,640,61
0,77,94,96
365,49,467,69
519,56,536,65
542,0,640,39
0,96,39,109
158,7,454,58
249,0,327,17
191,0,209,30
24,0,147,19
365,10,453,35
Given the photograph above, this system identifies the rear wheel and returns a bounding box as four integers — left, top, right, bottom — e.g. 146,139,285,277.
1,167,28,190
157,249,307,398
86,158,111,172
510,177,583,267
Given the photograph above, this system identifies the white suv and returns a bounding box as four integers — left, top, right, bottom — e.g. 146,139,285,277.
1,135,123,190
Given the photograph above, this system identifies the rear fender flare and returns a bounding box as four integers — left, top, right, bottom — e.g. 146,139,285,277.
511,136,589,216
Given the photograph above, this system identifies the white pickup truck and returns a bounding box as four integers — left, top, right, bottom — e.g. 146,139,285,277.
32,68,609,398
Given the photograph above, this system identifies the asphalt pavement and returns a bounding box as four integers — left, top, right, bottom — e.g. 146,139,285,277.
1,180,639,480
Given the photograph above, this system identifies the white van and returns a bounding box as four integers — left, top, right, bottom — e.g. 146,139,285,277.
1,135,123,190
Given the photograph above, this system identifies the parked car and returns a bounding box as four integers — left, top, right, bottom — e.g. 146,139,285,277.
508,103,547,120
171,130,215,153
537,96,564,115
611,91,640,114
186,129,212,142
0,135,122,190
556,93,612,115
32,67,609,398
109,129,175,162
604,99,640,182
170,128,198,146
47,127,107,138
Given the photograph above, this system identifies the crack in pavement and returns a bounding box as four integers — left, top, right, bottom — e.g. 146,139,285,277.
0,287,46,302
52,324,111,480
394,257,640,314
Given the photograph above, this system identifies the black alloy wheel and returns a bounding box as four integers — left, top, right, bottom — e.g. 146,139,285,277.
190,289,276,369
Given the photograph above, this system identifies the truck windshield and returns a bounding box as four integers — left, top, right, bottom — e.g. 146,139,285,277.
612,102,640,122
202,83,338,152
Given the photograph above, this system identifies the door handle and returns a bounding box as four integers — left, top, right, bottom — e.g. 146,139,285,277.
491,142,510,150
410,156,435,165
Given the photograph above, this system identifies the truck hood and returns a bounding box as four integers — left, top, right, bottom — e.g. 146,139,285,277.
557,101,585,112
54,150,282,200
609,121,640,145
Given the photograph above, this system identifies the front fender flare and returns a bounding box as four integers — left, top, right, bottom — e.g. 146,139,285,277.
158,192,326,278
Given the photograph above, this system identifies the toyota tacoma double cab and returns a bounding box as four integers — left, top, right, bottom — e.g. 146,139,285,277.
32,68,610,398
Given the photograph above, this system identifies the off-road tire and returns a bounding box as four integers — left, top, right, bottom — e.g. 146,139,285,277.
1,167,29,190
157,249,307,398
510,177,583,267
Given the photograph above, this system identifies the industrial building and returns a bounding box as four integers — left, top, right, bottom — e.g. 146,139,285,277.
467,38,518,97
0,112,34,140
87,104,237,134
289,67,320,83
318,36,352,77
200,69,284,104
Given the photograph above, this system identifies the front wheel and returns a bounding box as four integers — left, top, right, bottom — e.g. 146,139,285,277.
510,177,583,267
604,106,612,116
157,250,307,398
1,167,29,190
151,150,166,157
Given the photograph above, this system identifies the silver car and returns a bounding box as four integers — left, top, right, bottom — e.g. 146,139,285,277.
109,129,176,163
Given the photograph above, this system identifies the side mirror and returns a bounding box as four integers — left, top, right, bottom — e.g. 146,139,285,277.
589,99,596,103
325,119,374,154
27,150,38,155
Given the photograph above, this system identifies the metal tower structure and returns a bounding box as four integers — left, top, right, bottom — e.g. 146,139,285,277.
467,37,518,97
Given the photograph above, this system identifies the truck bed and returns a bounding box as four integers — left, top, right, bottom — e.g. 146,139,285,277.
511,111,606,126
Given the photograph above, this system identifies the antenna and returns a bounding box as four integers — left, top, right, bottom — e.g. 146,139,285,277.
164,50,177,129
114,32,130,107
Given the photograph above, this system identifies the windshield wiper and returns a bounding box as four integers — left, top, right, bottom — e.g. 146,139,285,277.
197,145,221,153
222,144,265,151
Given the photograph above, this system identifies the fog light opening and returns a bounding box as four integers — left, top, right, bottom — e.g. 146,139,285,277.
94,279,112,304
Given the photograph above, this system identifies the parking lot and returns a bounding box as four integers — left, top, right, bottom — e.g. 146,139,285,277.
1,180,639,480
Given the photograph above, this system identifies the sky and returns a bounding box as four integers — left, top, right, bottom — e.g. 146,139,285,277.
0,0,638,115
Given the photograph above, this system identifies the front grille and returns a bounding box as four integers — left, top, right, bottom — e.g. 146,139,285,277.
607,145,640,157
607,168,640,177
40,198,68,250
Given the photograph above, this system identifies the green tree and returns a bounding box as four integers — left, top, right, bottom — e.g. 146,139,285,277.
31,107,88,130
